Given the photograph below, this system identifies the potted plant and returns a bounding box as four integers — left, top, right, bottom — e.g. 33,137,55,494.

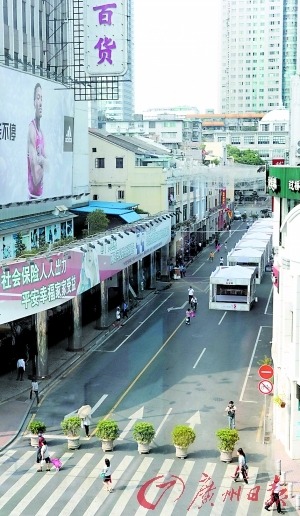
132,422,155,454
95,419,119,452
273,395,286,408
27,420,46,447
172,425,196,459
61,415,82,449
216,428,239,463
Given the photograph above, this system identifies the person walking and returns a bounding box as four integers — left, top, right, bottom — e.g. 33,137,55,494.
122,301,129,320
225,401,236,429
191,296,198,312
209,251,214,262
102,458,113,492
82,414,91,438
188,286,194,305
16,358,25,381
185,308,191,325
265,475,283,513
220,257,224,266
233,448,248,484
37,439,51,472
30,377,39,405
114,306,121,328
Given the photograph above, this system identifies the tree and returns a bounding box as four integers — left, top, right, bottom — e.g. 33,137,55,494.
86,209,109,235
15,232,26,257
227,145,265,165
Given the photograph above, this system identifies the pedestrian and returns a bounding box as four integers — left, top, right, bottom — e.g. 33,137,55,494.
122,301,129,320
198,242,202,253
217,243,221,252
82,414,91,438
38,432,45,448
185,308,191,325
233,448,248,484
37,439,51,472
209,251,214,262
220,257,224,266
265,475,283,513
114,306,121,328
224,242,227,251
30,377,39,404
182,264,186,277
191,296,198,312
101,458,113,492
225,401,236,429
179,264,184,278
16,357,25,381
188,286,194,305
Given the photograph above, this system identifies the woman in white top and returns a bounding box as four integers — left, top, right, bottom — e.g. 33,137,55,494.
37,440,51,472
82,415,91,437
102,458,113,492
233,448,248,484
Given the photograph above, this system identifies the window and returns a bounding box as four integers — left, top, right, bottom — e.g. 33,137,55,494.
40,61,43,76
23,55,27,71
261,124,269,132
39,10,43,39
231,136,241,145
92,147,97,153
31,5,34,37
183,182,187,194
22,1,26,33
190,202,194,217
14,52,19,69
258,136,270,144
32,58,35,74
117,190,125,199
149,121,156,128
4,48,9,66
183,204,187,221
95,158,105,168
244,136,255,144
3,0,8,25
273,136,286,144
93,194,98,200
116,157,123,168
13,0,17,29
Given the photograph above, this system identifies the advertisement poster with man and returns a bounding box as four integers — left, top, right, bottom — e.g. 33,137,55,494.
0,66,73,204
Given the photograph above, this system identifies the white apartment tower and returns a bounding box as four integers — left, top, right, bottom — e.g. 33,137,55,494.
221,0,298,113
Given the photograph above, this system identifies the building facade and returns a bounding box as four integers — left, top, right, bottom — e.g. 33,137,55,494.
267,166,300,459
221,0,298,113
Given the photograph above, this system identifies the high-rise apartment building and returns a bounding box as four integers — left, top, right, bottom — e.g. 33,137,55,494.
221,0,298,113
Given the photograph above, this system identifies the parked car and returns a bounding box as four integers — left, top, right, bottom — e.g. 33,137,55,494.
233,210,242,220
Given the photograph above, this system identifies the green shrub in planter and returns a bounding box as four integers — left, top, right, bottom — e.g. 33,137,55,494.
61,416,82,437
28,420,46,435
95,419,119,440
133,422,155,444
216,428,239,452
172,425,196,448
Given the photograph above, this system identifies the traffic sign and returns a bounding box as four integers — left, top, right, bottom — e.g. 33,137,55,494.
258,364,274,380
258,380,273,395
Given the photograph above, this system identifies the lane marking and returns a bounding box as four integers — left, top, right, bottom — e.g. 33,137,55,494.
112,293,173,352
91,394,108,414
193,347,206,369
218,312,227,325
192,262,206,276
155,408,172,437
105,318,186,418
240,326,262,402
264,286,273,315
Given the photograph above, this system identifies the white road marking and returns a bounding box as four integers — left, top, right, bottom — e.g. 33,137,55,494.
192,262,206,276
186,410,201,428
264,287,273,315
218,312,227,325
193,347,206,369
118,407,144,440
167,301,188,312
155,408,172,437
91,394,108,414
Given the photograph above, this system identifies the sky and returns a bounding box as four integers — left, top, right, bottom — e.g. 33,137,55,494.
134,0,222,113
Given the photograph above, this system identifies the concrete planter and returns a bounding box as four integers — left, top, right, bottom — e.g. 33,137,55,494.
101,439,114,452
220,450,233,463
137,442,151,454
175,445,188,459
67,436,80,449
30,435,39,447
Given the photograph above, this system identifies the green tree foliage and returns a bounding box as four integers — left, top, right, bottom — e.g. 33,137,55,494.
86,209,109,235
15,232,26,257
227,145,265,165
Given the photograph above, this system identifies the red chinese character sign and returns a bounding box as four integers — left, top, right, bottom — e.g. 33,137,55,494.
84,1,128,76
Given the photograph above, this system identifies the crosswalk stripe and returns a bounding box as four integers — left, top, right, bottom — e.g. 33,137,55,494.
234,467,259,515
106,456,153,516
0,452,55,512
161,459,196,515
11,453,73,516
135,458,175,515
0,449,17,466
188,462,217,513
60,454,114,516
35,453,94,516
260,478,273,515
210,463,236,515
83,455,135,516
0,450,35,488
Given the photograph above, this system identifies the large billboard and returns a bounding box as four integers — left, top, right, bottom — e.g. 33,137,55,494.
0,66,74,204
0,219,171,323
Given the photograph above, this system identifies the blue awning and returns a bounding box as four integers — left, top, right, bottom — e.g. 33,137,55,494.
119,211,142,223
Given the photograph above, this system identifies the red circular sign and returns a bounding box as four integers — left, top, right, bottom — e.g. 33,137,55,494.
258,364,274,380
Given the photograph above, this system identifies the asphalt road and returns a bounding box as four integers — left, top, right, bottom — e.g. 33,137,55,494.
0,221,281,515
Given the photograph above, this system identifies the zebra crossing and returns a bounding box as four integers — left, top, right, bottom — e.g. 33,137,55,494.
0,447,281,515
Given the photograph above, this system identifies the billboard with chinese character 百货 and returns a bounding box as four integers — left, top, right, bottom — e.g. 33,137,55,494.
84,0,128,76
0,66,74,204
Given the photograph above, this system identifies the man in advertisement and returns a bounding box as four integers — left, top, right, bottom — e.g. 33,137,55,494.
27,83,47,199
